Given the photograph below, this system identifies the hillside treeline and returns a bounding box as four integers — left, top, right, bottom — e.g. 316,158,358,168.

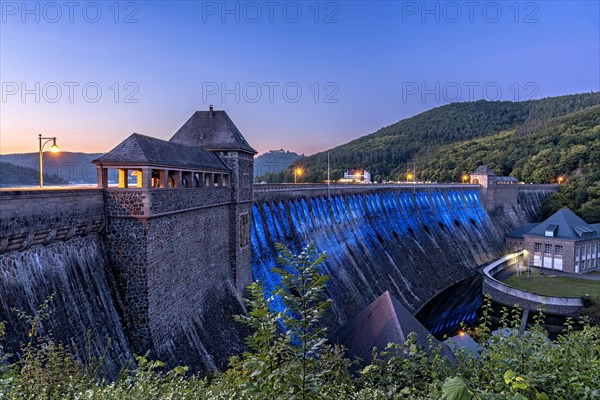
276,93,599,222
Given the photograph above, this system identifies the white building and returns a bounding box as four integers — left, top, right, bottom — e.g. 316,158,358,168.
340,170,371,183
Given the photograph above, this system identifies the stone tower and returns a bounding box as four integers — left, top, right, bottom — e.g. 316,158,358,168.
92,108,255,371
170,105,257,290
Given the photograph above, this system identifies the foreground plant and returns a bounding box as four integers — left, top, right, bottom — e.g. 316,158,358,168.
0,248,599,399
224,243,353,399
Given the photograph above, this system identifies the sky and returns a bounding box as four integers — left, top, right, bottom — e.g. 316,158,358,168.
0,0,598,156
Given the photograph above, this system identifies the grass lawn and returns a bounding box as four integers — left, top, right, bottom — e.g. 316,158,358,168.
502,273,600,322
502,273,599,299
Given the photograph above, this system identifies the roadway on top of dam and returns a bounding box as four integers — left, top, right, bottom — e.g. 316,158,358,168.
1,183,473,191
253,182,476,191
0,182,556,202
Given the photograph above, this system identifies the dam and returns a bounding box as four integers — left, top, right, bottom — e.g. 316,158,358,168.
251,184,552,328
0,183,554,375
0,109,557,375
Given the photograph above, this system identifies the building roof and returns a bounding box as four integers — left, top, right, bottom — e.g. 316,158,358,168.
505,223,538,239
525,208,599,241
472,165,496,176
92,133,231,172
170,109,257,154
334,291,454,368
443,332,481,357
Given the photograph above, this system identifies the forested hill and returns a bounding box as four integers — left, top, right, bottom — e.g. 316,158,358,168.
293,93,600,183
0,162,66,187
0,152,103,184
254,149,303,179
416,104,600,222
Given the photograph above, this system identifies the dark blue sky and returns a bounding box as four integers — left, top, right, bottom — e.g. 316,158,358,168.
1,1,598,154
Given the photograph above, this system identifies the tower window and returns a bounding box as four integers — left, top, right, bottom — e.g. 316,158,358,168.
240,213,249,248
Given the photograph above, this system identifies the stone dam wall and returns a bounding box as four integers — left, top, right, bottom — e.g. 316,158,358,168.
0,190,131,377
251,186,554,328
0,185,554,374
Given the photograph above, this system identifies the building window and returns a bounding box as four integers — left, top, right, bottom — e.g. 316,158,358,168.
544,244,552,254
555,245,563,256
534,243,542,252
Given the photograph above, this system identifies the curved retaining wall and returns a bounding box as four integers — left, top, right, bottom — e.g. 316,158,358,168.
482,252,583,316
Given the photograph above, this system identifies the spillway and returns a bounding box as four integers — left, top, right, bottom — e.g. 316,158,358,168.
0,234,132,378
251,188,548,327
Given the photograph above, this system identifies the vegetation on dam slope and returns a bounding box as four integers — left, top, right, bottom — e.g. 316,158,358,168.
1,245,599,399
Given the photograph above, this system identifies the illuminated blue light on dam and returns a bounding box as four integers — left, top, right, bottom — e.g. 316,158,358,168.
250,188,495,324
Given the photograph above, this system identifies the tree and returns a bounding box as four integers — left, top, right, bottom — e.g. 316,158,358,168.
225,243,352,400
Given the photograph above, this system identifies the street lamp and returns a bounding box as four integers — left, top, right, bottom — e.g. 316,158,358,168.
38,134,60,188
294,167,303,184
462,174,469,183
557,176,565,184
406,172,413,182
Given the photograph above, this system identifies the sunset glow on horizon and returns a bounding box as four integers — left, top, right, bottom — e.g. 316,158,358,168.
1,1,598,156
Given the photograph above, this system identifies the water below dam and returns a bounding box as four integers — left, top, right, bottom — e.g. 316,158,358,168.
416,274,483,338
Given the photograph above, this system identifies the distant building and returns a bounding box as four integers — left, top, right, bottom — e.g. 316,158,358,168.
505,209,600,274
340,170,371,183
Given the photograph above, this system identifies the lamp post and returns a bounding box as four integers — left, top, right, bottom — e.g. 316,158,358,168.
462,174,469,183
327,151,331,198
294,167,303,184
38,134,60,188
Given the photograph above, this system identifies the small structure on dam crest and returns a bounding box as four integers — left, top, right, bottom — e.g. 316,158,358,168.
470,165,519,212
92,106,257,370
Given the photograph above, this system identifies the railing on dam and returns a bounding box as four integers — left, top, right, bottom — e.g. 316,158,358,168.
482,252,583,315
253,183,478,192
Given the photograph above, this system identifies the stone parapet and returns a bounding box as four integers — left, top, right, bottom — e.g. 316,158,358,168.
0,189,105,254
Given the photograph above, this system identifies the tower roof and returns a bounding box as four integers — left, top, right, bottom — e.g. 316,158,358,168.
334,291,454,367
92,133,230,171
525,208,599,241
170,108,257,154
472,165,496,176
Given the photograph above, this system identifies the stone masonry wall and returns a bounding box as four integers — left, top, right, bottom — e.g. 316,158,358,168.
102,185,248,371
104,190,148,217
149,187,231,214
144,204,247,371
102,217,152,353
